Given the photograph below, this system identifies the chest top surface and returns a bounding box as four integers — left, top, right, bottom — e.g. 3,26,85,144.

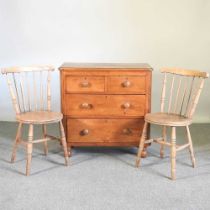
59,63,153,71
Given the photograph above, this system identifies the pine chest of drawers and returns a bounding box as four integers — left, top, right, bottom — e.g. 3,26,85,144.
59,63,152,156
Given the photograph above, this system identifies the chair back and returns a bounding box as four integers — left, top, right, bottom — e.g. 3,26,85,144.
2,65,54,114
160,67,209,118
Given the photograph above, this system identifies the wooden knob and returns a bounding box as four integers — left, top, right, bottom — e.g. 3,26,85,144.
122,102,131,109
122,128,132,135
122,80,131,88
80,103,93,109
80,81,90,88
80,129,89,136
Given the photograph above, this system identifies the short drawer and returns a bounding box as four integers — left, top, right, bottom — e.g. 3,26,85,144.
67,118,144,142
107,76,146,93
64,94,106,116
63,94,145,117
65,76,105,93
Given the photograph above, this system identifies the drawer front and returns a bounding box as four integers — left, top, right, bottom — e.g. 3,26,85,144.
64,94,106,116
107,76,146,93
65,76,105,93
67,118,144,142
64,94,145,117
107,95,145,117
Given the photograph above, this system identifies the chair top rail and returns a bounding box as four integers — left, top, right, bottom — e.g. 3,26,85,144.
1,65,55,74
161,67,209,78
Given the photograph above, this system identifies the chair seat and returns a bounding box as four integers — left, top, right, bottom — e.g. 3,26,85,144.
16,111,63,124
145,112,192,126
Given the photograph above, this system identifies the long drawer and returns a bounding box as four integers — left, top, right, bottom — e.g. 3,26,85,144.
64,94,146,117
67,118,144,142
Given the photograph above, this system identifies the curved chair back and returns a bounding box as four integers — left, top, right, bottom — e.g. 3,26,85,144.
160,67,209,118
2,65,54,114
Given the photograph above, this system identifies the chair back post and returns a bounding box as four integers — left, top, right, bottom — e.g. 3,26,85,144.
1,65,55,114
6,74,21,114
187,78,205,118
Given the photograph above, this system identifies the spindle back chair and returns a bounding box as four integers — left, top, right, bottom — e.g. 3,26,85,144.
136,67,208,180
2,65,69,176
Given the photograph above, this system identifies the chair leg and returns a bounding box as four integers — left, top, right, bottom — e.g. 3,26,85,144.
68,146,72,157
171,127,176,180
160,126,167,158
59,121,69,166
26,124,33,176
186,126,195,168
11,122,22,163
42,124,48,156
136,122,148,168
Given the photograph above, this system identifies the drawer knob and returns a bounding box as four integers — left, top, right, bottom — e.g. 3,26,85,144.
80,103,93,109
122,128,132,135
122,102,131,109
80,129,89,136
122,80,131,88
80,81,90,88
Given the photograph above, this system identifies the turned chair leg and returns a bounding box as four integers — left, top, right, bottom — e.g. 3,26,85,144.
136,122,148,167
42,124,48,156
11,123,22,163
26,124,33,176
171,127,176,180
59,121,69,166
160,126,167,158
186,126,195,167
68,146,72,157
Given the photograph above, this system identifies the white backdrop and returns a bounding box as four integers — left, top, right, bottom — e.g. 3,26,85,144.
0,0,210,122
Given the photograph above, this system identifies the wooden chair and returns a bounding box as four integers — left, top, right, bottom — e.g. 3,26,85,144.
136,67,209,180
2,65,69,176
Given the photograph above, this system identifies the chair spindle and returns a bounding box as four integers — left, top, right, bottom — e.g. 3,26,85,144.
47,71,51,111
173,76,182,113
161,73,167,112
168,75,175,113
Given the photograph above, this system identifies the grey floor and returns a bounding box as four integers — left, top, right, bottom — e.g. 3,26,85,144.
0,122,210,210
